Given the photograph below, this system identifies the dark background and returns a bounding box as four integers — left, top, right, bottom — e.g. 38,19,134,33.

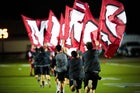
0,0,139,39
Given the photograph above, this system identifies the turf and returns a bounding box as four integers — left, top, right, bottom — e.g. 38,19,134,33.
0,58,140,93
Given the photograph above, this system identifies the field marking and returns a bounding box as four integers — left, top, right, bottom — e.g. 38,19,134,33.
0,64,30,67
103,82,140,88
1,63,140,68
21,64,30,67
101,77,121,80
135,91,140,93
0,65,9,67
107,63,140,68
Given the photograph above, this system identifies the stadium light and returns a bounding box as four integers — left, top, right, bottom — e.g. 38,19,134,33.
0,28,8,39
0,28,8,59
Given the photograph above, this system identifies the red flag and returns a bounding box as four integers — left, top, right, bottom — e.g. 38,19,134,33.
98,0,127,58
64,4,85,49
21,14,48,47
58,13,65,46
63,0,87,55
79,2,100,52
44,10,60,51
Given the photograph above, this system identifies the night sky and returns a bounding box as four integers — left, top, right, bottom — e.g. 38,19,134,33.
0,0,139,39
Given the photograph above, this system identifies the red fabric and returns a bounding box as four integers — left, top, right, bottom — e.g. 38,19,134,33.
44,10,53,44
64,4,85,49
98,0,127,58
64,6,72,41
44,10,60,51
58,13,65,45
21,15,48,47
59,13,65,39
79,1,100,52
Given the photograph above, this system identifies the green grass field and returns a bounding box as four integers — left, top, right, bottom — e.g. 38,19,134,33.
0,58,140,93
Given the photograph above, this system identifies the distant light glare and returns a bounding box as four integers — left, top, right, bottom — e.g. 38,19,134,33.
0,28,8,39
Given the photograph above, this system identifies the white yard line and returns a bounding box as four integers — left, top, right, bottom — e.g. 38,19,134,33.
135,91,140,93
0,64,29,67
106,63,140,68
101,77,121,80
103,83,140,88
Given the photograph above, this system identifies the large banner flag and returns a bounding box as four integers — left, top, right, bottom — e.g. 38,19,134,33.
21,0,127,58
58,13,65,46
63,1,86,55
98,0,127,58
21,15,49,47
64,5,84,49
44,10,60,51
79,1,101,52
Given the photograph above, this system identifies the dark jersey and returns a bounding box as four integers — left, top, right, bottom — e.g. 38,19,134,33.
82,49,101,73
69,57,83,80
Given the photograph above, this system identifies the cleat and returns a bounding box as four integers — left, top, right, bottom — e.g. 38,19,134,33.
37,79,40,83
42,81,45,88
71,85,75,92
47,80,51,88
